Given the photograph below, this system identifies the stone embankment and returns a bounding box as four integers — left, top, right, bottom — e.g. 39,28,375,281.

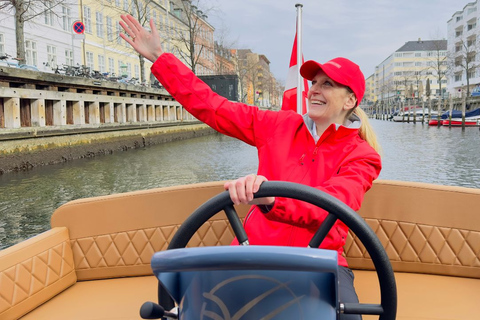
0,66,218,173
0,122,215,174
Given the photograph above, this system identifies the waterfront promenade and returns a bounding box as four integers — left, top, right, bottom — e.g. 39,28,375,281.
0,66,217,173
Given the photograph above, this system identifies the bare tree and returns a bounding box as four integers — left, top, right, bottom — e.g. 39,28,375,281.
0,0,71,63
212,22,237,75
101,0,158,83
235,49,263,105
167,0,215,75
449,36,480,98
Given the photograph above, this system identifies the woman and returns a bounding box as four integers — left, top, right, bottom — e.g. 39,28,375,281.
120,14,381,319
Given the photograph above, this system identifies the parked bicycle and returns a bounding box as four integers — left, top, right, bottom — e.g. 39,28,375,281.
0,53,38,71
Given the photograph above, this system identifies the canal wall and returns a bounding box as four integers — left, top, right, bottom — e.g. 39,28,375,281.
0,123,215,174
0,65,221,173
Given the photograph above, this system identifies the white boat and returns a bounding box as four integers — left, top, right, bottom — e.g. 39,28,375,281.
392,107,437,122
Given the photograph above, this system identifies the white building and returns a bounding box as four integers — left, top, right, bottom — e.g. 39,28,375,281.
447,1,480,96
374,39,448,103
0,2,81,73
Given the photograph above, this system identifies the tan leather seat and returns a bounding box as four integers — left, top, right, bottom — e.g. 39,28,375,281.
355,270,480,320
21,276,158,320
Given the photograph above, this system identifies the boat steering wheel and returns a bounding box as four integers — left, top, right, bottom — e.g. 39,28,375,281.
162,181,397,320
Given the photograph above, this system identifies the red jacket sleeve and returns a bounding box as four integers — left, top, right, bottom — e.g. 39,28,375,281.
264,149,381,231
151,53,279,147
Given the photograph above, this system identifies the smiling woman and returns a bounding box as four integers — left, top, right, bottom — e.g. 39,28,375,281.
118,12,384,319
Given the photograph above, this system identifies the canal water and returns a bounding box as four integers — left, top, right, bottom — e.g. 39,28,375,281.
1,119,479,249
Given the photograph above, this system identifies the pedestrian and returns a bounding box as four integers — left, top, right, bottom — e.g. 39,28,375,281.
120,14,381,320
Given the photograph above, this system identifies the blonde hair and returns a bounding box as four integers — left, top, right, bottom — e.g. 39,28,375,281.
353,107,382,156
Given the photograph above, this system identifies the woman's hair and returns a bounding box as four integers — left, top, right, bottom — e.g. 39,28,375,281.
352,107,382,156
344,87,382,155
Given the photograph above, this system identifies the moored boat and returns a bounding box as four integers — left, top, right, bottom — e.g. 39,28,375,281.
392,106,437,123
441,108,480,127
1,180,479,319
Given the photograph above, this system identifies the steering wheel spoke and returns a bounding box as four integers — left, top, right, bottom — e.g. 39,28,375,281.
308,213,337,248
223,205,249,245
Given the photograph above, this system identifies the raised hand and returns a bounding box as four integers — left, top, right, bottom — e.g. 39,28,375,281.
224,174,275,206
119,14,164,63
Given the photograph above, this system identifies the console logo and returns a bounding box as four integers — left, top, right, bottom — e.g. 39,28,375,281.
197,274,305,320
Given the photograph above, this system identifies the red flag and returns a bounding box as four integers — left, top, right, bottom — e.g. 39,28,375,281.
281,32,309,114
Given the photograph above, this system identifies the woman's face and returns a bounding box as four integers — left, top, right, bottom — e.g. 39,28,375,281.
307,70,356,125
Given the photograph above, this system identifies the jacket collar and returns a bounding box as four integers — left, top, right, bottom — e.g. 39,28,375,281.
303,113,361,143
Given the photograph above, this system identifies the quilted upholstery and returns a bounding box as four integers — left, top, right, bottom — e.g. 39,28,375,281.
346,180,480,278
345,219,480,278
0,227,76,320
70,220,236,279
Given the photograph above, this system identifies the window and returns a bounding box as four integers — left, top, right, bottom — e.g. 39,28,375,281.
147,7,151,21
106,17,113,41
415,52,421,57
98,54,105,72
456,30,463,37
96,12,104,38
415,62,422,66
44,1,54,26
455,74,462,82
134,64,139,78
123,0,129,11
25,40,37,66
0,33,4,56
65,49,73,66
127,62,132,77
456,16,463,22
84,6,92,33
62,6,71,31
395,53,402,57
115,0,120,6
118,60,125,76
47,45,57,68
108,57,115,75
86,51,94,69
468,23,476,31
116,23,122,45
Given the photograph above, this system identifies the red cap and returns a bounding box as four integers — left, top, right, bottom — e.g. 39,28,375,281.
300,57,365,106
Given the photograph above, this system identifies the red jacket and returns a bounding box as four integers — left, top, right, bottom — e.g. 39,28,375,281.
151,53,382,267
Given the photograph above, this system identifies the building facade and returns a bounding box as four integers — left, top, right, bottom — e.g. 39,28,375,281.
0,2,81,72
447,1,480,96
374,39,448,104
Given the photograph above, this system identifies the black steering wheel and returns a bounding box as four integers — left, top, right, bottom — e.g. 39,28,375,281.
159,181,397,320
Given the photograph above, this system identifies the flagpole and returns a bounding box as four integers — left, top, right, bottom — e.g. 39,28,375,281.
295,3,303,114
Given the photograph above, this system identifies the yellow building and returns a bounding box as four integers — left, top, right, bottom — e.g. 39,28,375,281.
364,73,376,105
79,0,193,84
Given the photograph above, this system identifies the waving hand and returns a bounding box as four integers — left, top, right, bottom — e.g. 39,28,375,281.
119,14,164,63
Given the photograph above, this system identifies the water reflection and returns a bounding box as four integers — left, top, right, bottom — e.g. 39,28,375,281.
1,120,479,248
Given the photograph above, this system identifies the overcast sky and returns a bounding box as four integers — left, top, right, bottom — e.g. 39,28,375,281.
206,0,468,84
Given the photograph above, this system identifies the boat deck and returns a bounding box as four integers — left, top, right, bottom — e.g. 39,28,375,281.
1,180,479,320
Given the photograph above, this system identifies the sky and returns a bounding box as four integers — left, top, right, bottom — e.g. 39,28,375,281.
205,0,468,84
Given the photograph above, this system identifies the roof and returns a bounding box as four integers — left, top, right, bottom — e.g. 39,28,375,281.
396,40,447,52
